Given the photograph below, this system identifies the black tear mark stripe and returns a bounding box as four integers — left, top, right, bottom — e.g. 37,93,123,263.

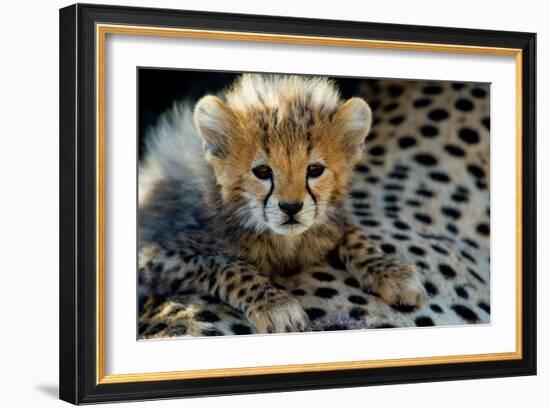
306,180,318,218
262,176,275,221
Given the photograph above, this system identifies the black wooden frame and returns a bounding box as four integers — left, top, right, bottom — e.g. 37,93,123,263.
59,3,537,404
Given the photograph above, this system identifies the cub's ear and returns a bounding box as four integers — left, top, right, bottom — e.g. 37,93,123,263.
194,95,234,158
335,97,372,161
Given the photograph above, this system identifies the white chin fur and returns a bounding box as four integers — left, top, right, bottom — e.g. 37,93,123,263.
269,223,310,236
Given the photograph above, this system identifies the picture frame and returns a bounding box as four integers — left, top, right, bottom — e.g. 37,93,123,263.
59,3,536,404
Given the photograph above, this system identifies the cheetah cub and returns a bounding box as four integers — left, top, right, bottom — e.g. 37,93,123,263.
139,74,426,333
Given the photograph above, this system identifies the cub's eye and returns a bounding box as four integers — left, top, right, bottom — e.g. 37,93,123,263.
307,163,325,178
252,165,273,180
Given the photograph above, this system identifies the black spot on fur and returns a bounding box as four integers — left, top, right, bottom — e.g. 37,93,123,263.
413,98,432,108
451,82,466,90
451,304,479,323
476,180,487,191
424,281,438,296
429,171,451,183
348,295,367,305
389,115,405,125
353,202,371,209
478,302,490,314
458,128,480,144
477,223,490,236
143,323,167,336
468,268,486,283
463,238,479,249
388,84,404,97
349,307,366,320
467,164,485,179
365,132,377,142
444,144,466,157
315,287,338,298
455,98,474,111
446,223,459,234
398,136,417,149
409,246,426,256
416,260,429,270
455,286,469,299
391,304,417,313
388,172,407,181
361,219,380,227
430,304,443,313
414,213,432,224
305,308,327,321
428,109,449,121
202,329,224,336
422,85,442,95
195,310,221,323
354,164,370,173
414,153,438,166
439,264,456,279
416,188,433,198
451,193,469,202
344,277,361,288
383,102,399,112
384,183,404,191
312,271,335,282
431,244,449,255
231,324,252,335
381,243,396,254
291,288,306,296
139,323,149,334
279,268,301,278
326,248,346,270
350,190,368,199
406,199,421,207
471,87,487,98
415,316,435,326
375,323,396,329
482,117,490,130
369,145,386,156
441,207,461,219
461,250,476,263
394,220,410,230
420,125,439,138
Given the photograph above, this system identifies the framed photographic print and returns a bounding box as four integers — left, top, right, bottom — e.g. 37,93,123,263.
59,3,536,404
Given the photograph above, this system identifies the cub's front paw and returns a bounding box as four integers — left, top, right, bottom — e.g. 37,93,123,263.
247,292,310,333
368,262,426,307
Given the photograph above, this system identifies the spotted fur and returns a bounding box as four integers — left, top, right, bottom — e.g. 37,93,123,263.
138,75,428,334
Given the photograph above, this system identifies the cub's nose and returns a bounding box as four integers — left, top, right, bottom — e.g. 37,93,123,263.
279,202,303,216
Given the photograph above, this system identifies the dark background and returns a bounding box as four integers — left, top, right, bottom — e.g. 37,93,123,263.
138,69,368,159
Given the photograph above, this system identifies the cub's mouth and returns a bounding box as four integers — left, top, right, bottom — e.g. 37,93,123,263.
282,217,300,226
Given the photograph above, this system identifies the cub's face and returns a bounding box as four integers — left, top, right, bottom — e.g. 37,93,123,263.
194,81,371,236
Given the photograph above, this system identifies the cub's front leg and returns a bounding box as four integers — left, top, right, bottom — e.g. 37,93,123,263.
338,222,426,307
139,242,310,333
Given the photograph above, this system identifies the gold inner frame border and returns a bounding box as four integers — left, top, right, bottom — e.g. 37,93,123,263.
95,23,523,385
